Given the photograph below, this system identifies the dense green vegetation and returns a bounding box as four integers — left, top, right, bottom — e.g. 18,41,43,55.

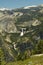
1,53,43,65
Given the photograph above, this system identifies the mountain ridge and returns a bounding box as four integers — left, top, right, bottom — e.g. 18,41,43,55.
0,4,43,11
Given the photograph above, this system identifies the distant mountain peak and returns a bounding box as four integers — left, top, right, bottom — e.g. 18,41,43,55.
24,5,37,9
0,8,11,11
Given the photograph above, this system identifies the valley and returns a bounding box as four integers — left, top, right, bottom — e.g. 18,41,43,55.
0,4,43,65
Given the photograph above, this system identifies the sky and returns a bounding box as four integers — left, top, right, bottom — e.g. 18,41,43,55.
0,0,43,9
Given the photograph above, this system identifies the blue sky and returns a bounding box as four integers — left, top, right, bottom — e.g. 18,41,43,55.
0,0,43,8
